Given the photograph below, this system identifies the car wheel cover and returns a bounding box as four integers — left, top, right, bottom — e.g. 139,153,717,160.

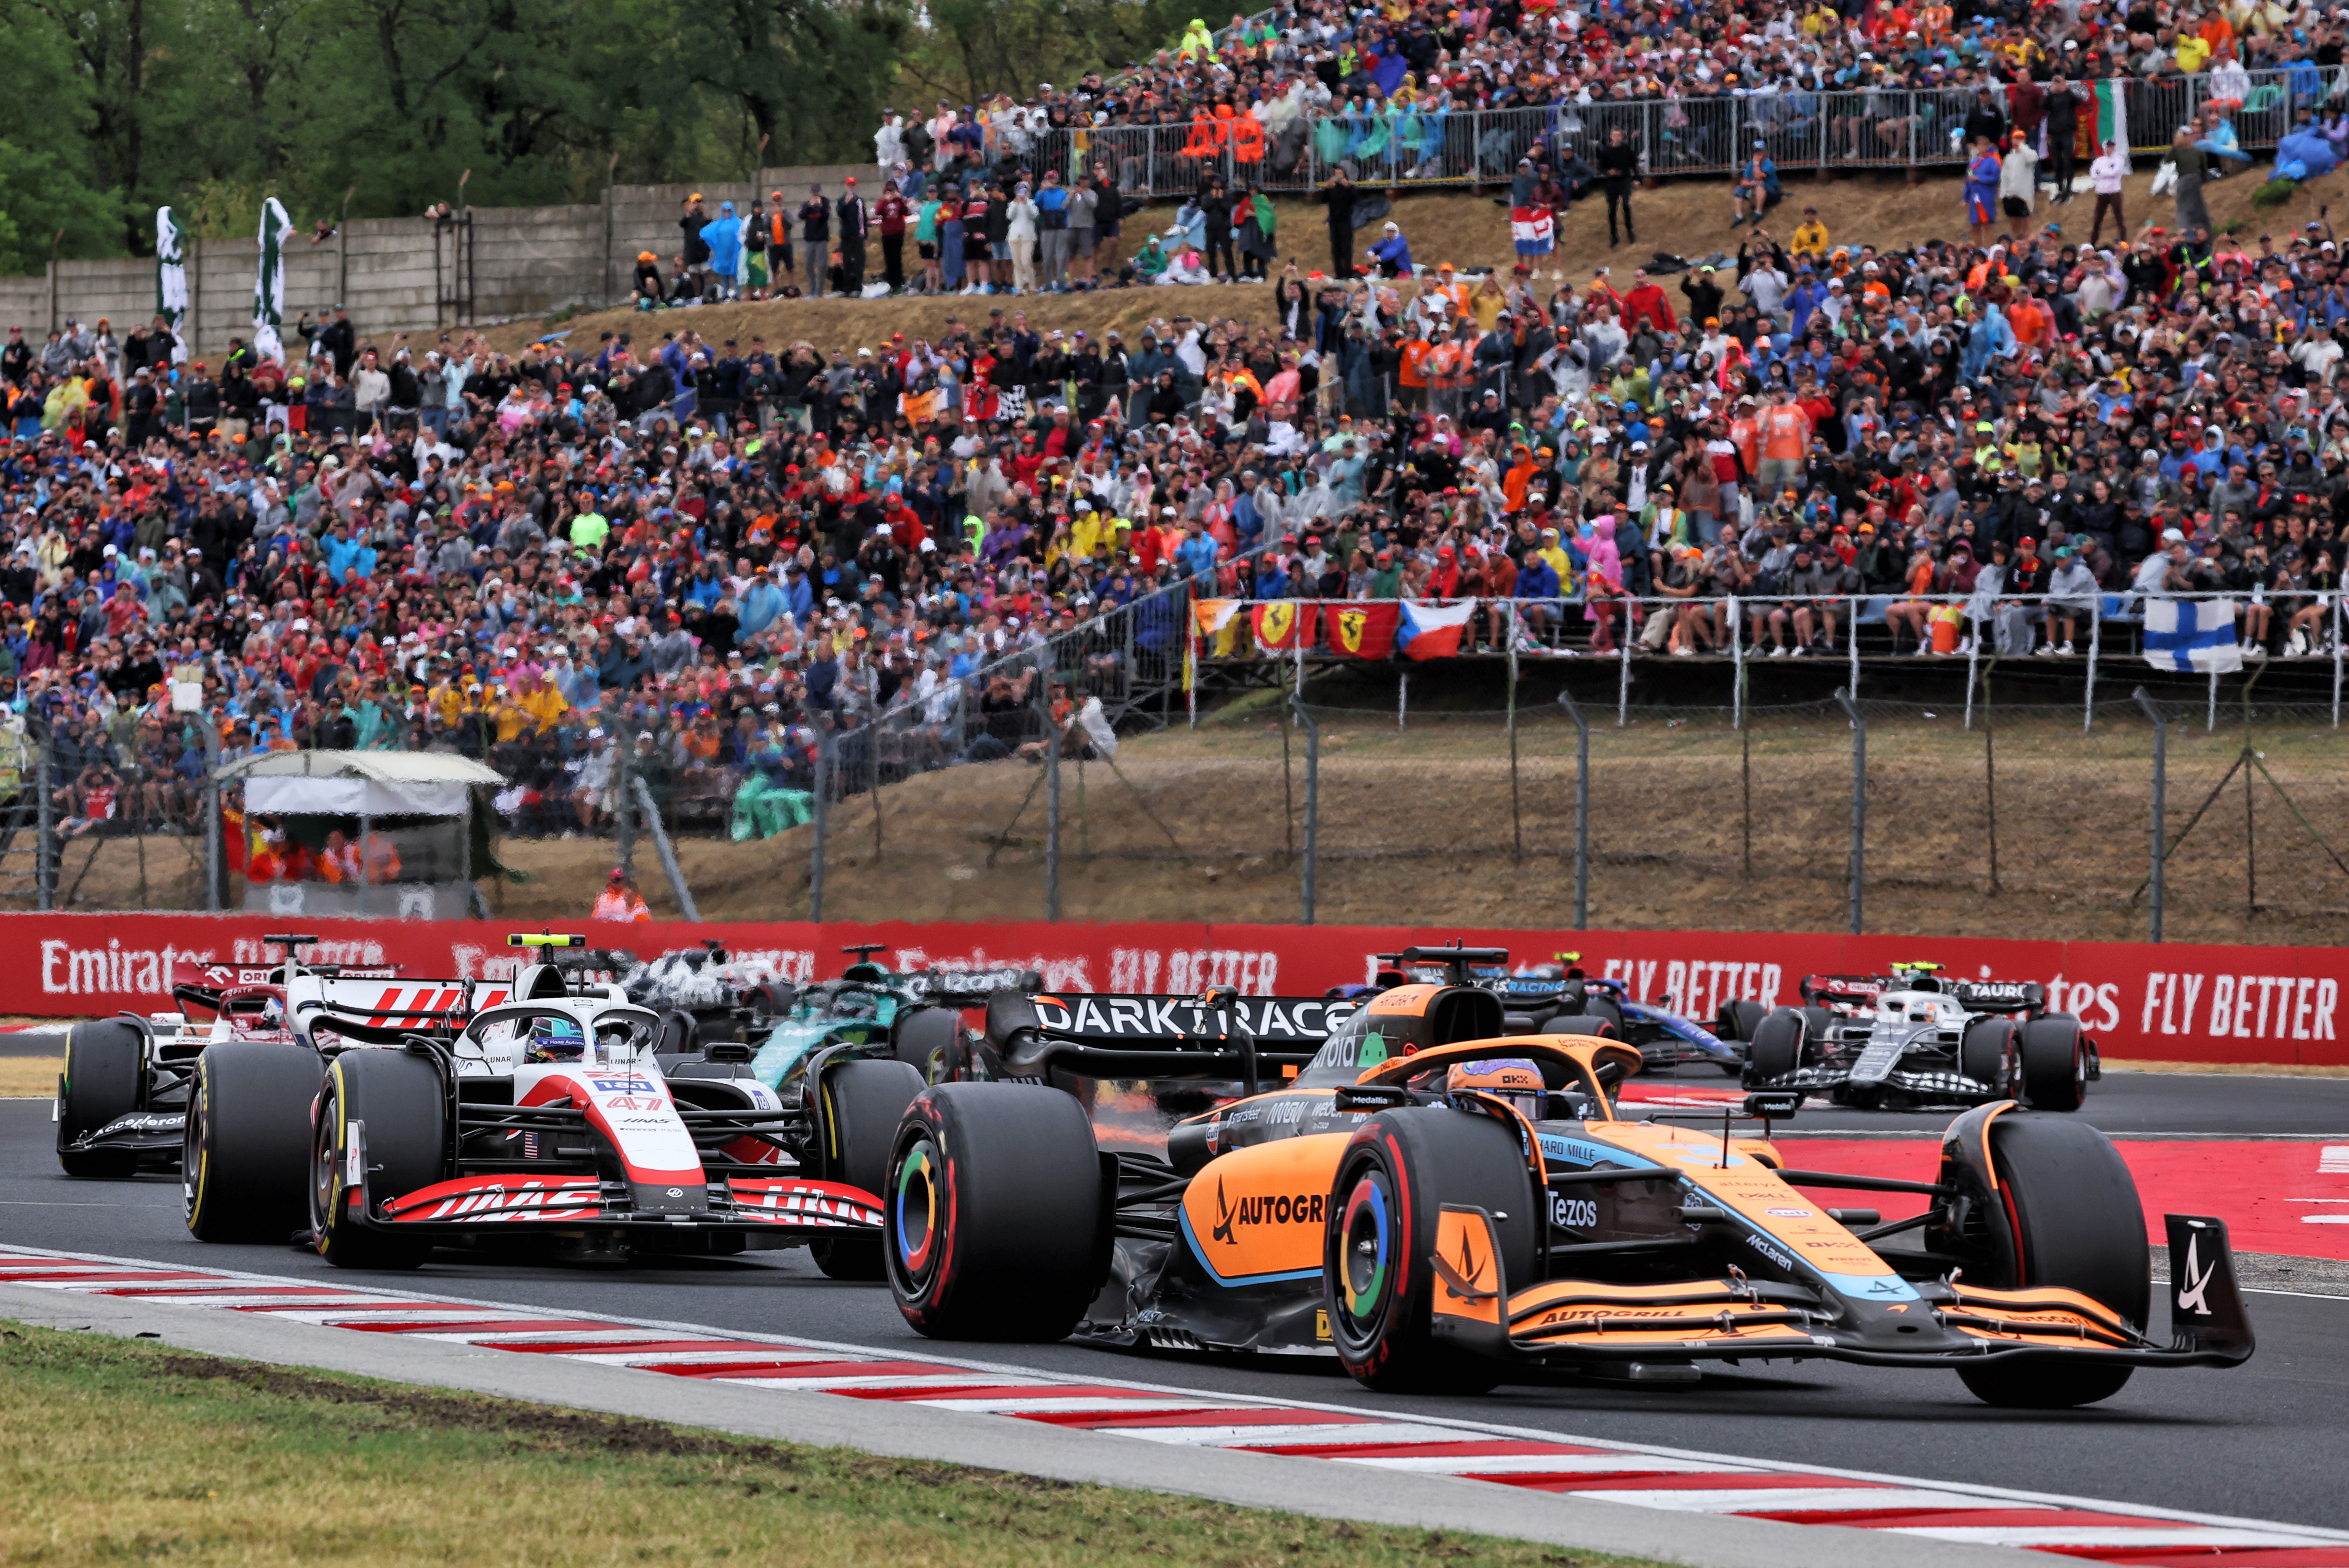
894,1134,941,1283
1337,1168,1394,1336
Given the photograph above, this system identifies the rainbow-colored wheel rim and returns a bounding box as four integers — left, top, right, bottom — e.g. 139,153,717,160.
1338,1172,1391,1322
895,1140,939,1276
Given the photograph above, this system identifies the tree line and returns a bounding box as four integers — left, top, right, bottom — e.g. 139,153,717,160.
0,0,1190,274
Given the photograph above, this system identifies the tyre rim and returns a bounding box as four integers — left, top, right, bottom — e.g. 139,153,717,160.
180,1075,204,1223
894,1136,940,1281
1337,1170,1393,1332
310,1092,339,1242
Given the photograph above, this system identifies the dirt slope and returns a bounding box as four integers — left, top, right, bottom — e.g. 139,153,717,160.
488,161,2349,356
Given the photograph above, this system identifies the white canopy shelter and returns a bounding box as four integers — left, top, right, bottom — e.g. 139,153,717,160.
217,751,506,818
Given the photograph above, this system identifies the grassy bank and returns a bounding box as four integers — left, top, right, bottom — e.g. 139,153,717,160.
0,1322,1659,1568
0,1058,58,1098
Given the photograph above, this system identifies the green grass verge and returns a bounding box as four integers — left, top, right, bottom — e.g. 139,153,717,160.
0,1322,1664,1568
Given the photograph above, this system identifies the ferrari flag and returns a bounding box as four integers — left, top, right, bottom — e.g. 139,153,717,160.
1252,600,1309,650
1510,206,1554,256
1397,598,1476,660
1320,602,1398,659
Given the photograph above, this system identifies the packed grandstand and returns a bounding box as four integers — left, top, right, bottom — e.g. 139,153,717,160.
6,0,2349,855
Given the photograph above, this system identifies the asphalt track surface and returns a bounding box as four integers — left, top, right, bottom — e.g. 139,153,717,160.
6,1070,2349,1541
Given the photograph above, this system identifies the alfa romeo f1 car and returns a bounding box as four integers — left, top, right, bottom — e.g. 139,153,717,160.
880,977,2252,1409
55,934,404,1178
1742,961,2098,1111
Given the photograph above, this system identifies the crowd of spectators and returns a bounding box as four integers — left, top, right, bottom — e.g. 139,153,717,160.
0,296,1398,849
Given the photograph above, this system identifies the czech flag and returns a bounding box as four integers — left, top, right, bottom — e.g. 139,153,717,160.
1252,600,1308,650
1397,598,1477,661
1321,602,1398,659
1511,206,1554,257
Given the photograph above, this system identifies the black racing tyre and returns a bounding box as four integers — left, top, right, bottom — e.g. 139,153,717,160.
311,1050,448,1270
1580,995,1624,1033
56,1020,145,1178
1743,1008,1804,1084
1956,1115,2148,1409
810,1058,926,1280
892,1007,961,1084
1718,999,1766,1043
1543,1014,1616,1037
2018,1016,2087,1112
1799,1004,1836,1039
1326,1106,1538,1395
1959,1019,2016,1095
887,1082,1105,1341
183,1042,322,1243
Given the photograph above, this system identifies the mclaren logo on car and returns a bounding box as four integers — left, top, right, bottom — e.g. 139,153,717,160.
2177,1233,2217,1316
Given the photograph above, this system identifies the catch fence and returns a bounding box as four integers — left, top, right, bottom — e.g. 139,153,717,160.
963,68,2332,206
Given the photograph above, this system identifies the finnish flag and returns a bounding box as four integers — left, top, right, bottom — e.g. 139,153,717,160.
2143,598,2242,674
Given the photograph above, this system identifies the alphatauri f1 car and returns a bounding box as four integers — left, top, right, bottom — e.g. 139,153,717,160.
882,978,2252,1408
56,934,406,1179
1742,962,2097,1111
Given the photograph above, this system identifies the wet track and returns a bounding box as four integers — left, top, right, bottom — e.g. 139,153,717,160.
5,1071,2347,1536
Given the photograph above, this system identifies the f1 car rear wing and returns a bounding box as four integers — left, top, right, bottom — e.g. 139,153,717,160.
985,987,1360,1089
168,958,401,1015
1800,971,2047,1015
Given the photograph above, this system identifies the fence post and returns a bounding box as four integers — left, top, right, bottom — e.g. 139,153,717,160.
357,807,370,920
35,725,53,912
1398,669,1408,731
1039,695,1061,922
2085,598,2101,732
1846,593,1859,694
1289,695,1318,925
2134,686,2166,944
2333,592,2343,729
1557,690,1589,930
632,775,700,922
1833,686,1864,936
1616,603,1632,727
808,723,829,922
613,713,636,873
1730,606,1744,729
201,723,222,913
1506,602,1521,862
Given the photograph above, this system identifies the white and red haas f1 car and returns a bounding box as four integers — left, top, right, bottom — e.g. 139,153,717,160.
300,935,922,1272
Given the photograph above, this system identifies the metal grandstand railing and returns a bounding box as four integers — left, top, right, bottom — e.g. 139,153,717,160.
952,66,2336,203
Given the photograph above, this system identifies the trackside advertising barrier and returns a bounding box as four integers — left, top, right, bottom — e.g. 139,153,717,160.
14,914,2346,1068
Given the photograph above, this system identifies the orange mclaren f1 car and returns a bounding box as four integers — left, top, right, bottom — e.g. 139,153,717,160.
882,977,2253,1408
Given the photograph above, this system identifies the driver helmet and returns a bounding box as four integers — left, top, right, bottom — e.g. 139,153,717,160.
259,997,285,1030
1447,1057,1545,1121
526,1014,587,1063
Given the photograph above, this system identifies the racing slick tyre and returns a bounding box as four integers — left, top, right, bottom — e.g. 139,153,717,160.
810,1058,926,1280
310,1049,448,1270
1959,1019,2017,1097
1742,1008,1805,1086
1799,1004,1836,1040
56,1020,145,1178
1579,995,1624,1034
1326,1107,1539,1395
2018,1016,2088,1112
1717,999,1766,1044
183,1042,322,1243
887,1082,1105,1341
1955,1116,2150,1410
892,1007,962,1084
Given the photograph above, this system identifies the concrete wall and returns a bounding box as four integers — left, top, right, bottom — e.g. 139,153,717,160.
1,165,883,358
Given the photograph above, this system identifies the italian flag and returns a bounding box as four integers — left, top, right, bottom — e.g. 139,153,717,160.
2091,80,2130,157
